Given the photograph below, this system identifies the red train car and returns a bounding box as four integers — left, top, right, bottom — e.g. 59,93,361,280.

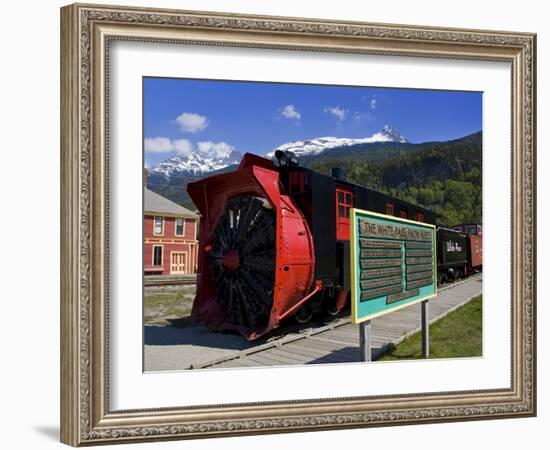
452,224,483,272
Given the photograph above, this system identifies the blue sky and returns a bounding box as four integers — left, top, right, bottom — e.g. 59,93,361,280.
143,77,482,167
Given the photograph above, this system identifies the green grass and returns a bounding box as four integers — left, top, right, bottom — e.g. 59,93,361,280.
144,286,196,325
377,295,482,361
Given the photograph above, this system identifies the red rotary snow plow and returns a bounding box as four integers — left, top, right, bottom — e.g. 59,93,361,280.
187,154,316,340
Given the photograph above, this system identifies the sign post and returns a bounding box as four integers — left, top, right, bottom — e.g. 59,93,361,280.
350,209,437,361
421,300,429,358
359,320,372,362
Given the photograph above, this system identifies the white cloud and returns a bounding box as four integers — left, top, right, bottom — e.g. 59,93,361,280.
173,139,194,156
280,104,301,120
324,106,348,121
370,98,377,110
144,137,174,153
197,141,235,159
353,111,375,122
175,112,209,133
145,137,194,156
144,137,236,160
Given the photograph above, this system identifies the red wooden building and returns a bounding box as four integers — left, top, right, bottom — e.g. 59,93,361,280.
144,188,199,275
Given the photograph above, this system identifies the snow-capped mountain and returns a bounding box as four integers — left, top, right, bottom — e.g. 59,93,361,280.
148,126,408,178
149,149,242,178
266,125,409,158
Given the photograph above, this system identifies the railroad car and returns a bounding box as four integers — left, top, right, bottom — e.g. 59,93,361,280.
436,227,469,284
187,151,436,340
451,223,483,273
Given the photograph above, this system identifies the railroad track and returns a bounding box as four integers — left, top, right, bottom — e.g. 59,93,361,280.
437,272,482,292
191,273,482,369
144,278,197,287
145,272,479,289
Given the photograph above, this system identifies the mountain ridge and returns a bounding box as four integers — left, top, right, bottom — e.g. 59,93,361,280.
148,148,241,179
146,129,482,217
265,125,408,159
147,125,411,180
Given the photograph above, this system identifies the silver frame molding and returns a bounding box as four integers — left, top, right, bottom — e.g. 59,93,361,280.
60,3,536,446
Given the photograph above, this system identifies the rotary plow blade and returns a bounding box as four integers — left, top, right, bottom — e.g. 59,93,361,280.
187,153,316,340
209,195,276,328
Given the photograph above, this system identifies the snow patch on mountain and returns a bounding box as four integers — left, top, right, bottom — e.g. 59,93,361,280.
149,148,242,178
266,125,409,158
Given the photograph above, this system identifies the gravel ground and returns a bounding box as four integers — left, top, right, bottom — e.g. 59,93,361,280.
144,284,258,370
144,325,256,371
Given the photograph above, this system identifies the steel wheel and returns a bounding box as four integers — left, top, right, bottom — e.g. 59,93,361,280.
209,195,276,328
295,304,313,324
326,302,341,317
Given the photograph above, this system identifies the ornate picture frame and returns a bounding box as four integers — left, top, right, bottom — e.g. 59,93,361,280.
60,3,536,446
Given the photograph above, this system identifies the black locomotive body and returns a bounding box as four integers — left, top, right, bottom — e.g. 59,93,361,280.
436,227,469,284
278,162,437,299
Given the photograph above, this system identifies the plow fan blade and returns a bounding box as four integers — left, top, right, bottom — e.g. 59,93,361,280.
210,195,276,328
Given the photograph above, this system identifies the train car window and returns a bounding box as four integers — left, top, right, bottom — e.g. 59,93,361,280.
336,188,353,240
465,225,477,235
385,203,394,216
400,210,407,219
336,189,352,218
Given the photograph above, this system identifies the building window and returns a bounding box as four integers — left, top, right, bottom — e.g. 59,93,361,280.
337,189,352,218
154,216,163,235
400,210,408,219
385,203,394,216
153,246,163,266
175,218,185,236
415,211,425,222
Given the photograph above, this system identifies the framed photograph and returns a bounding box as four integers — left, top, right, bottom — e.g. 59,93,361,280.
60,3,536,446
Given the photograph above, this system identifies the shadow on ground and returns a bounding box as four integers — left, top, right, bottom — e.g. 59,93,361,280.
144,324,255,351
304,343,395,365
33,425,59,441
144,311,349,350
305,346,361,364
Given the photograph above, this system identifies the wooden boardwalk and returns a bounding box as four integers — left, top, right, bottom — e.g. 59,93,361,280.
202,275,482,368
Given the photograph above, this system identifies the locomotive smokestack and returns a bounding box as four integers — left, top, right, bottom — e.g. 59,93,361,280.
331,167,347,180
274,150,299,167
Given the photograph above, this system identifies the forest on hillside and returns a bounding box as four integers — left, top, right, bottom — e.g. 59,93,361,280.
309,137,482,226
148,132,482,227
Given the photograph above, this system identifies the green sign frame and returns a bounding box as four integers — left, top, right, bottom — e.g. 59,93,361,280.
351,208,437,324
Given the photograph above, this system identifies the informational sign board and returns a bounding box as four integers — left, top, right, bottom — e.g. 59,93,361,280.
351,209,437,324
